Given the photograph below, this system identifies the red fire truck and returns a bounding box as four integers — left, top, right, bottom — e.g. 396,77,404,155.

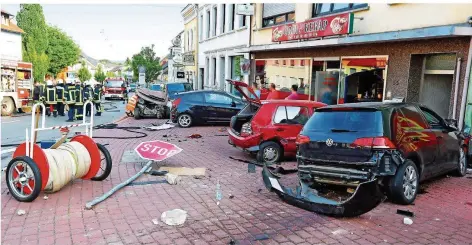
103,77,126,100
1,59,33,116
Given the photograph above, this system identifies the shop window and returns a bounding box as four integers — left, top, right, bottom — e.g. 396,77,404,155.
262,3,295,27
290,60,295,67
300,60,305,66
274,60,279,65
312,3,368,17
282,60,287,66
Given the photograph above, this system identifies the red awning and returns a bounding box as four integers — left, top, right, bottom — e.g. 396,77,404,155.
346,58,387,68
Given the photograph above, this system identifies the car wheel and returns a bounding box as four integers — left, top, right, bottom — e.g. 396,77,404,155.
453,147,468,177
388,159,419,205
257,141,282,164
2,96,15,116
134,106,141,120
177,114,192,128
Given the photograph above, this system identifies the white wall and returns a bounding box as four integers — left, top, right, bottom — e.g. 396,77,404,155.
198,4,251,90
0,31,22,61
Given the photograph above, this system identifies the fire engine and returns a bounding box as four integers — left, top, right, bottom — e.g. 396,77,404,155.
103,77,126,100
1,59,33,116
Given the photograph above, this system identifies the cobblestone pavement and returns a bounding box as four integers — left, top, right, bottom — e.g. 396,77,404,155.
2,118,472,245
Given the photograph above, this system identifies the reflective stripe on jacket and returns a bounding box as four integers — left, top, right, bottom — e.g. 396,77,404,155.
46,86,57,104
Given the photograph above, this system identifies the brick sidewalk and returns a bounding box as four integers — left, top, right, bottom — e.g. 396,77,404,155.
2,118,472,245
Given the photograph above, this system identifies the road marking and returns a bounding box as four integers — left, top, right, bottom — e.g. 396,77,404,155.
2,120,19,124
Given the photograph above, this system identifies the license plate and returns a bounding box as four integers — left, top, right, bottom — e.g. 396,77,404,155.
111,95,118,97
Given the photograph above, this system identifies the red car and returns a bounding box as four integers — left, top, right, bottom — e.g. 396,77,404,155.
227,80,325,163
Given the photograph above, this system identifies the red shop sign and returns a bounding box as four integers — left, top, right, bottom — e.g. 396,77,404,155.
272,13,353,42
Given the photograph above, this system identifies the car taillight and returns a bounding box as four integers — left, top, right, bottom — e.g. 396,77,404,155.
240,122,252,137
296,135,310,145
351,137,396,149
172,98,182,108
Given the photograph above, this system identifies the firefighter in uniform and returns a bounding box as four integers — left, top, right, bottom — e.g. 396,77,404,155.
75,80,84,120
32,81,45,112
65,79,77,122
94,82,104,116
45,80,57,117
56,79,66,116
84,81,94,117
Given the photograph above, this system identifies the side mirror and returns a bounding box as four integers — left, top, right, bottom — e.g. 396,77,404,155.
445,118,458,129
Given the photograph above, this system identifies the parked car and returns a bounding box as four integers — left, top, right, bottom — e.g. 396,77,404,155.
296,102,469,205
170,90,245,128
164,82,193,100
226,80,326,163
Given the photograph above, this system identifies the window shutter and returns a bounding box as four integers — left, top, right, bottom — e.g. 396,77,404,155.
263,3,295,18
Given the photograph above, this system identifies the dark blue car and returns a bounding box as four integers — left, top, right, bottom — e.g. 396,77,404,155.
170,90,245,128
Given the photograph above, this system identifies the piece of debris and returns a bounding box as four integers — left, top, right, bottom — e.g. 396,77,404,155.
43,195,49,200
403,217,413,225
163,135,168,138
158,167,206,176
165,173,181,185
145,124,174,131
248,163,256,173
229,194,234,199
218,127,226,132
332,229,349,236
397,209,415,217
149,170,168,176
17,209,26,216
152,219,159,225
188,134,202,139
161,209,187,226
346,188,355,194
229,239,236,245
254,234,269,241
217,201,220,206
434,218,441,221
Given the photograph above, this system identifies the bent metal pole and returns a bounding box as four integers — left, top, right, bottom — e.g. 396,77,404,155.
85,160,154,210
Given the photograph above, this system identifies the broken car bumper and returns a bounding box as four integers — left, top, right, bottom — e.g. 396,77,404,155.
261,164,384,217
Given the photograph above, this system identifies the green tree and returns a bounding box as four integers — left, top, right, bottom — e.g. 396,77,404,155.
106,71,115,78
94,64,106,83
46,25,81,77
130,45,161,84
77,61,91,82
16,4,49,82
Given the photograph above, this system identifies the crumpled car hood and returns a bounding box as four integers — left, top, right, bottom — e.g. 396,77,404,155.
262,164,384,217
136,88,167,105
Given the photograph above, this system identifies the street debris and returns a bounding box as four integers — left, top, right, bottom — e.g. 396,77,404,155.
332,229,349,236
43,195,49,200
397,209,415,217
248,163,256,173
85,160,154,210
229,239,236,245
165,173,181,185
216,180,222,205
403,217,413,225
254,234,270,241
161,209,187,226
144,124,174,131
158,167,206,176
149,170,168,176
17,209,26,216
218,127,226,132
229,194,234,199
152,218,159,225
188,134,202,139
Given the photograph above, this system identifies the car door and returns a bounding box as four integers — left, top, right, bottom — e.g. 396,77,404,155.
183,93,207,122
272,106,311,154
203,92,234,122
418,106,460,173
397,106,439,180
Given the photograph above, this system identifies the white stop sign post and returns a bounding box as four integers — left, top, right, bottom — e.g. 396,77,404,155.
135,140,183,161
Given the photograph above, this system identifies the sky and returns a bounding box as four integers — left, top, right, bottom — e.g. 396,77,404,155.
2,4,186,62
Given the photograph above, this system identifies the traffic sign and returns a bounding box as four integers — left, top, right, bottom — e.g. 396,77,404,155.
135,140,183,161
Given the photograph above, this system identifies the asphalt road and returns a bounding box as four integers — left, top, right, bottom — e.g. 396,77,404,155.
1,99,128,168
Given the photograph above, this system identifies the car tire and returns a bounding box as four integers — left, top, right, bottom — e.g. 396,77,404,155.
134,106,141,120
453,147,468,177
257,141,283,164
2,96,15,116
177,113,192,128
388,159,419,205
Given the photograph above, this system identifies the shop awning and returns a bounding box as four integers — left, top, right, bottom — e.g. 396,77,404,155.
235,24,472,53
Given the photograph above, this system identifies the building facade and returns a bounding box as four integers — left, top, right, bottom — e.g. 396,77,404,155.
181,4,199,89
239,3,472,128
198,4,251,93
1,10,23,61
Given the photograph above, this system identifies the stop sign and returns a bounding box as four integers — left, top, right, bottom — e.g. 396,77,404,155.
135,140,183,161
